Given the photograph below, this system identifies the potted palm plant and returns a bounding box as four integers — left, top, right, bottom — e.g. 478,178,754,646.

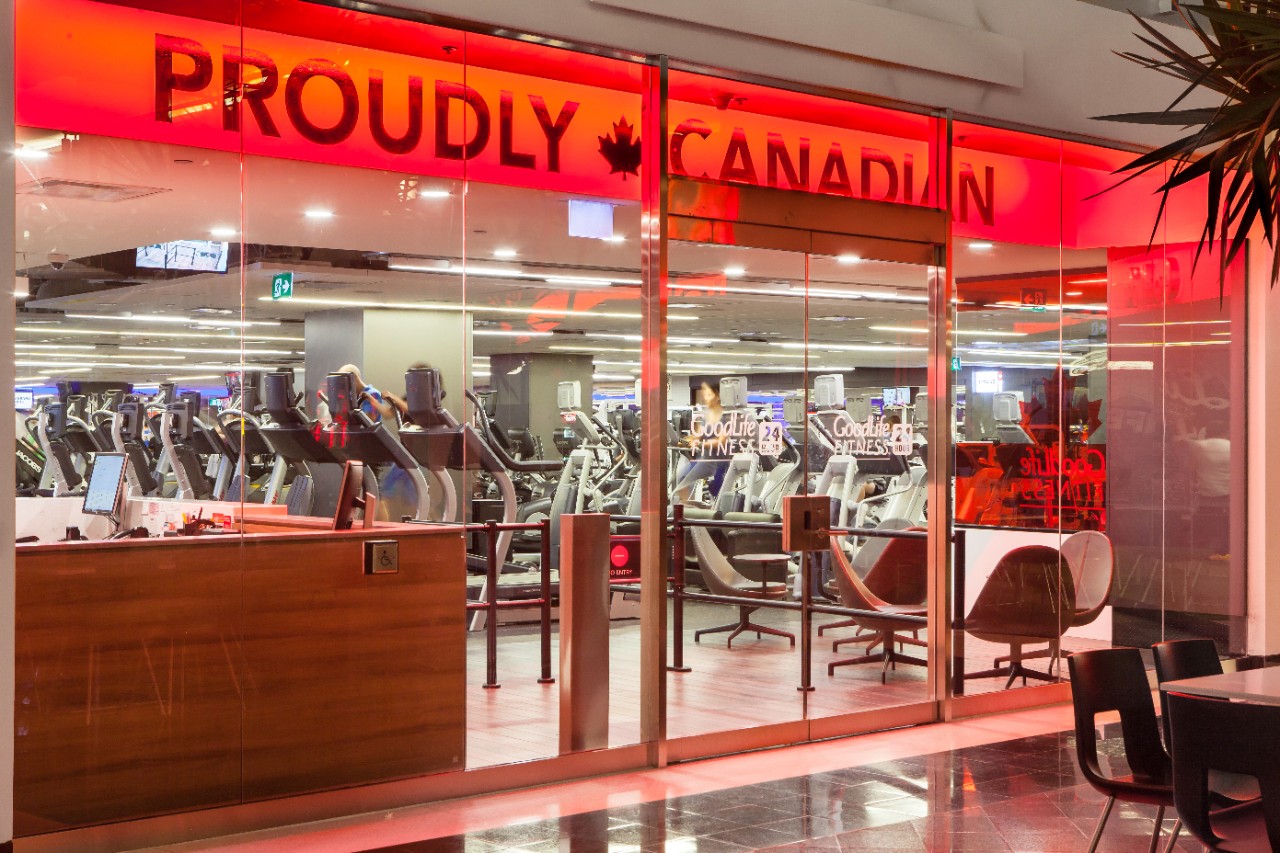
1100,0,1280,287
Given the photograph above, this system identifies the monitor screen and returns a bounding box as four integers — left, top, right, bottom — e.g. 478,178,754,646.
83,452,128,516
974,370,1003,393
136,240,229,273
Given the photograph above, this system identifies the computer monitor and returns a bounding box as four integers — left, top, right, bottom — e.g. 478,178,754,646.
332,460,371,530
83,452,128,517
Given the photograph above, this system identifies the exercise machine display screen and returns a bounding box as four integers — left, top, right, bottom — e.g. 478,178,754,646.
83,452,128,516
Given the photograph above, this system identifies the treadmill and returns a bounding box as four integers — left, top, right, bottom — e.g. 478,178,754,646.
321,371,431,521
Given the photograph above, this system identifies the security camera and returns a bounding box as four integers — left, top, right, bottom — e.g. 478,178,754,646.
47,252,69,272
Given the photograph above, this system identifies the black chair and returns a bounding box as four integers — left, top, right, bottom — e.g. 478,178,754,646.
1152,638,1222,746
1167,690,1278,852
1067,647,1181,853
1153,639,1262,806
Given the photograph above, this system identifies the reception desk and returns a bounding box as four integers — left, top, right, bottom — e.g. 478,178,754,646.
14,514,466,835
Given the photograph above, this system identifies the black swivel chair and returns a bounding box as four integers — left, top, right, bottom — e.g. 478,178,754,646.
1167,690,1278,852
689,524,794,648
1067,647,1182,853
963,546,1075,689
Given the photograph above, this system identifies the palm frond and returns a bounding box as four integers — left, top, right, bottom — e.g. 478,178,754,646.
1096,0,1280,294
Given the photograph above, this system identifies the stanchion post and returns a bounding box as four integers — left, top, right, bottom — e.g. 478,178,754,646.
669,503,690,673
483,519,500,689
798,550,814,692
538,517,554,684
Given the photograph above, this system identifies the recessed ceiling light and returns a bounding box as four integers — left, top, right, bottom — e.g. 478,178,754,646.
304,209,334,219
210,227,238,238
14,148,49,161
724,266,746,278
419,189,452,199
836,255,861,264
968,242,995,251
493,248,518,259
1066,291,1083,296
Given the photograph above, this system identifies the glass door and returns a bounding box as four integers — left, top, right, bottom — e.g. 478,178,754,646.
660,195,949,753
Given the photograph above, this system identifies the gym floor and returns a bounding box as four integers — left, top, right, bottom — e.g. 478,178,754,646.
465,601,1108,769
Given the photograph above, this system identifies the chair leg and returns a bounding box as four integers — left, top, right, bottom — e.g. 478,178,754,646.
1147,805,1165,853
1087,795,1115,853
817,617,857,637
694,605,794,648
1161,819,1181,853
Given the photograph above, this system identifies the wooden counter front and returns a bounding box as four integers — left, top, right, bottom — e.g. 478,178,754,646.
14,523,466,834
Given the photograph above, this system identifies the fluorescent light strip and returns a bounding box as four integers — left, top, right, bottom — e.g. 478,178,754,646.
15,352,185,361
16,360,193,369
960,348,1065,359
120,345,297,356
670,282,927,304
66,313,281,328
773,342,927,353
1110,340,1229,348
390,261,643,287
1119,320,1231,328
14,343,97,350
872,325,1028,338
17,327,305,343
255,295,690,323
472,330,554,338
551,345,641,354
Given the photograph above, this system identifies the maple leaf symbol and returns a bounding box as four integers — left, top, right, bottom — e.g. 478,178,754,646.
598,117,642,179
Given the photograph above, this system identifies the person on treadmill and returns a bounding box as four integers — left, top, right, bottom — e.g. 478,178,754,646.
856,413,902,503
674,380,731,503
337,364,393,423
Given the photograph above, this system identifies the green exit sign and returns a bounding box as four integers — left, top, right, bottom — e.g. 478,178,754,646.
950,356,962,371
272,271,294,300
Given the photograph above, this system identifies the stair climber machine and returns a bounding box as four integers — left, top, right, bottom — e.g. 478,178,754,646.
88,389,126,454
398,367,559,629
257,370,347,516
218,370,289,504
36,393,103,496
111,397,162,498
321,370,432,522
159,391,216,501
15,402,46,495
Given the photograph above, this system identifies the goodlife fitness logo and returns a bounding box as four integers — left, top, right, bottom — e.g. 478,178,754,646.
17,0,1001,226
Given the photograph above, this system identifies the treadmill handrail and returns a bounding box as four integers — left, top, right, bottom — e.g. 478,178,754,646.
466,390,562,474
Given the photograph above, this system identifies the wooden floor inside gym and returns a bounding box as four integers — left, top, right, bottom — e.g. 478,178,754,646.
466,601,1105,768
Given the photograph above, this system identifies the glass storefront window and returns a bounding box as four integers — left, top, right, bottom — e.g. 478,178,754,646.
7,0,1251,838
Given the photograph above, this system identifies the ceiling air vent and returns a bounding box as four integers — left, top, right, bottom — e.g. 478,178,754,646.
16,179,169,202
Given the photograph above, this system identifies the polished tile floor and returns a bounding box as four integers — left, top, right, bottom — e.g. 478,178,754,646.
131,704,1204,853
355,733,1197,852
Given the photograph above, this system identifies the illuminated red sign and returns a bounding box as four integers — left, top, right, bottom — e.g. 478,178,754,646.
17,0,1076,243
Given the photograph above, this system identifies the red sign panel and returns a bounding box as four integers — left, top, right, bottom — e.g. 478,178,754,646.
17,0,1076,244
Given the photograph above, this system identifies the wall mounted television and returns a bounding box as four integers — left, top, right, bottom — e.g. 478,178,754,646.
136,240,229,273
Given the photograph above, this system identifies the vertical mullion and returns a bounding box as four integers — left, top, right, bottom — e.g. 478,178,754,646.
639,56,669,766
929,111,955,720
